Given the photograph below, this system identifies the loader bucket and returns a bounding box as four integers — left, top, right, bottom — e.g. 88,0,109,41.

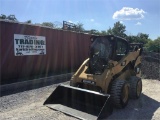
44,84,113,120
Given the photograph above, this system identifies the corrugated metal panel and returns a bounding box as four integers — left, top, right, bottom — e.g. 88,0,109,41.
0,21,91,84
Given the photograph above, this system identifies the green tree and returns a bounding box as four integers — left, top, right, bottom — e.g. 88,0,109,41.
126,33,150,44
0,14,18,21
100,30,107,35
0,14,6,19
26,20,32,23
106,27,112,35
137,33,149,39
145,37,160,52
126,35,137,43
76,22,84,32
54,21,63,29
89,29,100,35
106,21,127,38
137,33,150,44
42,22,54,28
7,15,18,21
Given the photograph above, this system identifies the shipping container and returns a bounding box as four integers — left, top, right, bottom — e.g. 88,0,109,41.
0,20,91,85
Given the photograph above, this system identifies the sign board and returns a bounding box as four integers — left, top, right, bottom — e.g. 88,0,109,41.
14,34,46,56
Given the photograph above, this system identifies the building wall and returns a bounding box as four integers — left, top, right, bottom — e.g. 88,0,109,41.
0,21,91,85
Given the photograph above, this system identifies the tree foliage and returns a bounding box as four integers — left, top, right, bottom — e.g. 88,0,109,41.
26,20,32,23
76,22,84,32
42,22,54,28
100,30,107,35
0,14,18,21
89,29,100,35
106,21,153,50
145,37,160,52
126,33,150,44
0,14,7,19
7,15,18,21
106,21,127,38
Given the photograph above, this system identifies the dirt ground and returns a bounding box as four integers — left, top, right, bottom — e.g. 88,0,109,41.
0,79,160,120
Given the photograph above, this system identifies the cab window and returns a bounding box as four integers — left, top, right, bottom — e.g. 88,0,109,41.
115,39,128,61
116,41,127,55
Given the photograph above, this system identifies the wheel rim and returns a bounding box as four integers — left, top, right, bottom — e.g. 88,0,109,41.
137,80,142,97
122,84,129,103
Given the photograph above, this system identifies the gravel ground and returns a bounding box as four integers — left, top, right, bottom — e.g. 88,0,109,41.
139,52,160,80
0,79,160,120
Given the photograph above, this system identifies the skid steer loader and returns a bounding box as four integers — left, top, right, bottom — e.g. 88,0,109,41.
44,35,143,120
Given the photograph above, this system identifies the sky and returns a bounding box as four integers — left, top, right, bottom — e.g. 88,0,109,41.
0,0,160,39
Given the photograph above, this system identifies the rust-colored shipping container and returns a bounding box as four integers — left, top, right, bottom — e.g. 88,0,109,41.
0,20,91,85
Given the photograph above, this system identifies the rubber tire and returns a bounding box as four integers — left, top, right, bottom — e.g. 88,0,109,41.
129,76,142,99
110,80,130,108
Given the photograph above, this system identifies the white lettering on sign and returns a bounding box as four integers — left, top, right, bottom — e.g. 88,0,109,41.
14,34,46,56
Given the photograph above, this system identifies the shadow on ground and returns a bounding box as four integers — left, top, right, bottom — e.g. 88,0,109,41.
107,93,159,120
0,74,71,97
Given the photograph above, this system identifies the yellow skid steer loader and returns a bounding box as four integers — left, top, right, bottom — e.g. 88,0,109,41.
44,35,143,120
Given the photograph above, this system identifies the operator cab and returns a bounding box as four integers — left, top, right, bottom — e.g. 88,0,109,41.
90,36,112,62
88,35,129,75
